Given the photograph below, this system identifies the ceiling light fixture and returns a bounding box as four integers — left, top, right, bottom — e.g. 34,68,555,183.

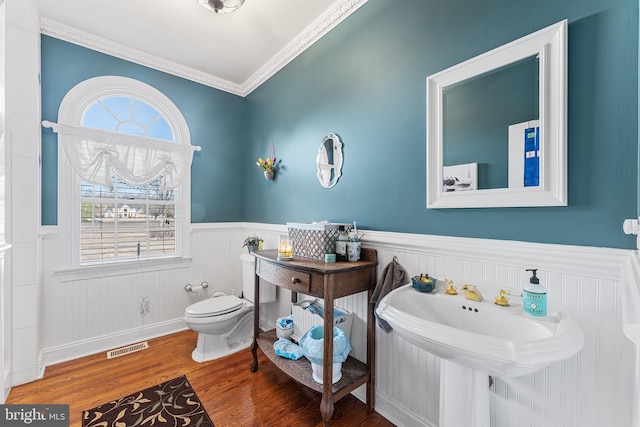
198,0,245,14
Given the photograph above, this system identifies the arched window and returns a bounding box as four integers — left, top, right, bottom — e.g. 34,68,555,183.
55,77,193,277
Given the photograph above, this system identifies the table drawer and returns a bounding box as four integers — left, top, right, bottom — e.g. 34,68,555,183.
257,260,311,293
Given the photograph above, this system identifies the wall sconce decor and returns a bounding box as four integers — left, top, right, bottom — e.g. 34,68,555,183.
256,141,277,181
316,133,343,188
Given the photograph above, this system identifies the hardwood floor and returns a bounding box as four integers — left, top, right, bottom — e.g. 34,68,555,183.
7,330,395,427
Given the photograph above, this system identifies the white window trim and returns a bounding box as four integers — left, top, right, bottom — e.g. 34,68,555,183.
56,257,192,282
56,76,192,279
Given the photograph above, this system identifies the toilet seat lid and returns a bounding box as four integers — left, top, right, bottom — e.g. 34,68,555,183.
186,295,244,317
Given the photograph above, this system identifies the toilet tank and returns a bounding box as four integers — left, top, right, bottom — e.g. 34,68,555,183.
240,252,276,304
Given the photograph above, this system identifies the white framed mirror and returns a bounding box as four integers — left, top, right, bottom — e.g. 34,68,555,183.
316,133,343,188
426,20,567,208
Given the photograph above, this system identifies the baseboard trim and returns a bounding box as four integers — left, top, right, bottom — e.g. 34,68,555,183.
351,387,437,427
1,368,11,404
42,318,188,369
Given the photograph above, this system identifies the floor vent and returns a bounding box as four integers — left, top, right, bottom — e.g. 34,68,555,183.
106,341,149,359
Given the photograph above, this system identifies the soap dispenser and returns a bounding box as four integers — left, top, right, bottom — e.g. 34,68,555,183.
523,268,546,317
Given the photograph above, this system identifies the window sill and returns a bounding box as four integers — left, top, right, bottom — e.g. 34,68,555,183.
55,257,192,282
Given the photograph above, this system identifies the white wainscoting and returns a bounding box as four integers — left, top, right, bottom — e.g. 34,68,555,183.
36,222,636,427
0,243,12,404
39,223,248,365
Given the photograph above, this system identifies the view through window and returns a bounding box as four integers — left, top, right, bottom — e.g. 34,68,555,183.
80,96,179,264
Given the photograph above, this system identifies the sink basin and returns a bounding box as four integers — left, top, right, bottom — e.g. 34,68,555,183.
376,279,584,378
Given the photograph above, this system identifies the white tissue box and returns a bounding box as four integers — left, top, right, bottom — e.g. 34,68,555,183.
276,324,294,339
291,299,353,343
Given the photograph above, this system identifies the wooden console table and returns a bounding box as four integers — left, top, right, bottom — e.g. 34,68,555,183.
250,248,378,426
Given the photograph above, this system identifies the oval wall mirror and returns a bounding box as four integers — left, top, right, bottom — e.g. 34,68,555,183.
426,20,567,208
316,133,343,188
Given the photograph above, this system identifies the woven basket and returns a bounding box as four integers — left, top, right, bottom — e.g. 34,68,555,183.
286,222,349,260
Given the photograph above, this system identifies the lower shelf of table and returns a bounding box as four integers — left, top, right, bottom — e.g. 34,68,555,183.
255,329,370,400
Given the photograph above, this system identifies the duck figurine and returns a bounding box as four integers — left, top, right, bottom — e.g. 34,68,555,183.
494,289,510,306
444,278,457,295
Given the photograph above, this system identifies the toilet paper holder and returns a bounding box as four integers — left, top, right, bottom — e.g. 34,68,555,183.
185,281,209,292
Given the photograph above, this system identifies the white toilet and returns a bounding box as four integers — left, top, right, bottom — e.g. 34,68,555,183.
185,252,276,362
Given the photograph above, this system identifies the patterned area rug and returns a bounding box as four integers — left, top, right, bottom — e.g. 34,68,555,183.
82,375,214,426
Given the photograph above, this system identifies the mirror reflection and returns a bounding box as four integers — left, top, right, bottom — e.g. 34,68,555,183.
316,133,343,188
443,55,539,190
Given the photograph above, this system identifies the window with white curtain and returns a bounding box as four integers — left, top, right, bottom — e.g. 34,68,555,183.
55,76,194,279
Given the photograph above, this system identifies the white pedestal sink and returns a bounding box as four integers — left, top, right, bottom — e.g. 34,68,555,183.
440,360,490,427
376,279,584,427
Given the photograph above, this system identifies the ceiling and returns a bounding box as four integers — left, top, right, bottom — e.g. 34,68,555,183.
33,0,367,96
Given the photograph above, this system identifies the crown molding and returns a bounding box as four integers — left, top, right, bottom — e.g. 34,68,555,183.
240,0,368,96
39,0,368,97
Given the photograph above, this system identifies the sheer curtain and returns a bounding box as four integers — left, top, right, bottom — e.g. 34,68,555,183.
54,123,198,190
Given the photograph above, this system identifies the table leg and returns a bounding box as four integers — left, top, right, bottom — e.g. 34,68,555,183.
250,262,260,373
321,274,335,423
366,290,376,412
320,394,335,426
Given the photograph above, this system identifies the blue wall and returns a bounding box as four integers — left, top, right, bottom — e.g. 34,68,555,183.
244,0,638,249
40,36,245,224
40,0,638,249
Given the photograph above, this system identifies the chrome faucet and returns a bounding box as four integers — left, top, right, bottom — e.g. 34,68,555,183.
460,284,483,302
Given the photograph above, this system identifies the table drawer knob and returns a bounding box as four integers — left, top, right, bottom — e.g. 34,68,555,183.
291,277,301,284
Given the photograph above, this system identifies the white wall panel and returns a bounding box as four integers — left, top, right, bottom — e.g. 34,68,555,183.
340,229,633,427
36,223,637,427
5,0,41,388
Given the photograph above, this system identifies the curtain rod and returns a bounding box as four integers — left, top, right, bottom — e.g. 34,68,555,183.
41,120,202,152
